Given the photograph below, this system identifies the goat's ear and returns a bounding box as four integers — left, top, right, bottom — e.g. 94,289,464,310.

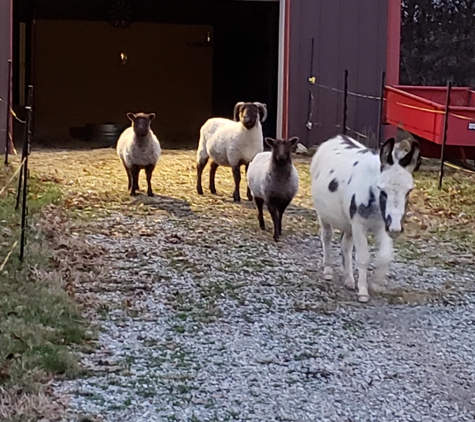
148,113,156,121
127,113,136,122
264,137,275,148
288,136,299,147
399,142,421,173
380,138,395,169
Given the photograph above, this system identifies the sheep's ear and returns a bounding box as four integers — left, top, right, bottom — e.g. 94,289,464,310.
399,142,421,173
264,137,275,148
288,136,299,147
127,113,136,122
148,113,156,121
380,138,395,169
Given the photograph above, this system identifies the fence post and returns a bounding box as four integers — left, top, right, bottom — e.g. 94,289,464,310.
376,70,386,147
342,69,348,135
19,85,33,262
4,59,12,165
438,81,452,190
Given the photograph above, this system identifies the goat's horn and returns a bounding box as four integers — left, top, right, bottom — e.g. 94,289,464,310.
233,102,246,122
254,102,268,123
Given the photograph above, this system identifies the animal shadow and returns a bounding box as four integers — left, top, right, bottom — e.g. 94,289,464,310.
132,194,195,218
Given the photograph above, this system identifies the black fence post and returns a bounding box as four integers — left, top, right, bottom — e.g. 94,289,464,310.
19,85,33,262
4,59,12,165
438,81,452,190
342,69,348,135
377,70,386,147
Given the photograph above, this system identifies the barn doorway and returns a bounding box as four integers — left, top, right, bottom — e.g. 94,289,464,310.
13,0,280,149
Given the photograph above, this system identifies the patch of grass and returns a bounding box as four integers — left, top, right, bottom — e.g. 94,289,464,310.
0,162,89,417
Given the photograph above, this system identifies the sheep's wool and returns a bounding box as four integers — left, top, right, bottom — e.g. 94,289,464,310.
117,127,162,169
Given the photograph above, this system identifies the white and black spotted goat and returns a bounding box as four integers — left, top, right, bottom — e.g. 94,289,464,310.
196,101,267,202
310,132,421,302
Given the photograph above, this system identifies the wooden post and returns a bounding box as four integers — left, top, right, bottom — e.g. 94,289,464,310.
438,81,452,190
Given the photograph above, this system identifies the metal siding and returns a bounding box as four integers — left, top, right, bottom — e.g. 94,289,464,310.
289,0,389,147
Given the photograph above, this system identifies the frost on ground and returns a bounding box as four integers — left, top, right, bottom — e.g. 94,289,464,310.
27,149,475,422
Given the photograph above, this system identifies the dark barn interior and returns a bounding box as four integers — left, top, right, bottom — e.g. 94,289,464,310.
12,0,279,148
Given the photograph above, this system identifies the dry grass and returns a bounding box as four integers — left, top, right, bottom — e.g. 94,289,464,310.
27,147,475,245
0,159,93,421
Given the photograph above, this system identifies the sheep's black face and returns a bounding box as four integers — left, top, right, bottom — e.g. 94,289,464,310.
133,117,151,137
266,136,300,166
239,105,259,130
127,112,156,138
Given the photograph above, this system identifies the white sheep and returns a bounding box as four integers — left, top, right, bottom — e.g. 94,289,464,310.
116,112,161,197
310,132,421,302
196,101,267,202
247,136,299,241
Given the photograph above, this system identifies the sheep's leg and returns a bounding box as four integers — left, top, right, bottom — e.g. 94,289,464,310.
145,165,155,197
125,167,132,192
196,157,208,195
254,197,265,230
231,165,242,202
372,229,393,293
209,161,219,194
340,231,355,290
352,223,370,302
245,163,253,201
267,203,280,241
320,221,334,280
276,199,291,239
130,165,140,197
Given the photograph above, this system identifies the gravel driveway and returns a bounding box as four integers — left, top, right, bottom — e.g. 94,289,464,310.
29,149,475,422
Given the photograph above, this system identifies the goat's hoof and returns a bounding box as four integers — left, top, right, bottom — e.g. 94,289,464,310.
357,294,370,303
147,192,154,197
197,188,203,195
233,197,241,203
273,236,279,242
259,224,266,230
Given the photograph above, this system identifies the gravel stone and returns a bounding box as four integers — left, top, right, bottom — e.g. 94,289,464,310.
52,213,475,422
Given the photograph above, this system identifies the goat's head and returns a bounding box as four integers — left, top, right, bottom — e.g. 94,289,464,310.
265,136,299,166
377,136,421,238
233,102,268,129
127,112,156,138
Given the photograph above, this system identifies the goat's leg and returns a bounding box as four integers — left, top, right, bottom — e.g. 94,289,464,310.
268,203,280,241
130,165,140,197
196,157,208,195
352,223,370,302
145,164,155,197
372,229,393,293
254,197,266,230
209,161,219,194
320,221,334,280
232,164,242,202
245,163,253,201
340,231,355,290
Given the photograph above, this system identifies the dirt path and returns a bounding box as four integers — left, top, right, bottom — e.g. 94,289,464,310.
28,148,475,422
